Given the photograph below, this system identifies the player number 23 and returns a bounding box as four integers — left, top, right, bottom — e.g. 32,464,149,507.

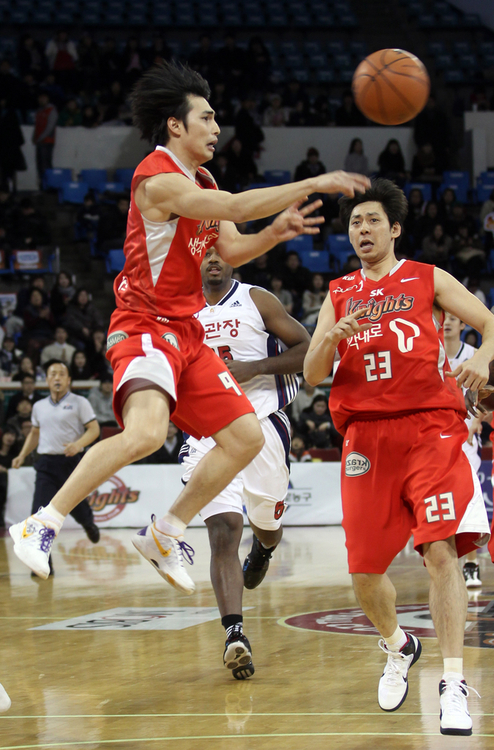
363,351,392,382
424,492,456,523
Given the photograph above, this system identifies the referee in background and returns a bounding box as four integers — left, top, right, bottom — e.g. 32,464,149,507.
12,359,101,576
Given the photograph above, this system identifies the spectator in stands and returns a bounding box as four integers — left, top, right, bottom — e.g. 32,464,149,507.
404,187,424,240
480,189,494,250
294,147,326,182
222,138,258,189
290,377,326,423
0,337,21,376
241,253,272,290
263,93,288,127
100,80,127,124
0,185,14,225
217,34,247,95
297,394,337,449
64,288,104,348
301,273,327,327
247,37,271,92
40,325,75,366
121,36,144,87
45,30,78,90
208,153,238,193
377,139,406,185
88,375,116,426
22,288,55,356
6,398,33,439
420,223,453,269
99,37,120,87
438,187,457,222
283,80,310,114
280,251,313,316
70,350,94,381
445,203,477,240
15,417,38,466
414,200,440,244
464,330,479,347
5,373,42,420
81,105,99,129
0,61,19,109
97,195,129,254
464,277,486,306
414,94,451,172
234,96,264,156
11,197,51,249
288,99,316,127
12,355,42,382
58,98,82,127
270,275,293,314
411,142,444,185
189,34,216,83
32,91,57,186
334,90,366,127
76,192,100,242
0,99,26,191
289,434,312,463
313,91,332,126
452,224,485,279
50,271,75,322
18,34,45,81
344,138,369,175
145,36,172,69
86,328,111,379
209,82,234,126
76,32,100,93
0,427,17,526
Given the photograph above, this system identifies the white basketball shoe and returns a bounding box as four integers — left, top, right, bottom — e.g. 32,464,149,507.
10,512,58,579
132,516,195,595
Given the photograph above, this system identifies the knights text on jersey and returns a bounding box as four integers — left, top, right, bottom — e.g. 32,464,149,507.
113,146,219,319
196,280,299,419
329,259,466,433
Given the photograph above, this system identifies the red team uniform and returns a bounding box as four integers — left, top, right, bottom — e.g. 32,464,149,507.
329,259,490,573
106,146,254,438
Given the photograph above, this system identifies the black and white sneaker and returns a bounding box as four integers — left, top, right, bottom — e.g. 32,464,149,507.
243,535,275,590
223,626,255,680
440,679,478,736
378,633,422,711
463,562,482,588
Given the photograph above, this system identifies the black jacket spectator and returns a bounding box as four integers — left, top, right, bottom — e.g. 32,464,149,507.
64,289,104,346
334,91,367,127
11,198,50,249
5,373,43,420
50,271,76,322
378,139,406,183
297,395,338,449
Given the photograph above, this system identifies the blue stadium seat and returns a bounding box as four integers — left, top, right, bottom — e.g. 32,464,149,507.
349,41,368,57
280,41,299,55
304,41,322,55
327,40,346,55
291,12,312,25
79,169,108,190
477,171,494,185
97,182,125,198
476,184,494,203
309,54,328,68
326,234,354,269
404,182,432,202
428,41,446,55
43,168,72,190
453,41,472,56
443,170,469,187
114,168,134,189
464,13,481,27
267,12,287,25
293,69,310,83
444,70,465,84
437,182,468,204
334,53,352,68
299,250,330,274
286,234,314,254
264,170,291,185
458,54,478,70
284,53,304,69
435,54,454,70
417,13,435,28
60,182,89,204
480,42,494,56
316,69,335,83
105,249,126,274
440,13,459,27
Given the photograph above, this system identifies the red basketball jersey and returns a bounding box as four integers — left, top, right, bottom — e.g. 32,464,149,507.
329,259,466,434
114,146,219,319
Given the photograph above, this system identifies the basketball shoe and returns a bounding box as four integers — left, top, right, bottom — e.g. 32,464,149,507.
10,512,58,579
378,633,422,711
243,535,275,589
223,625,255,680
0,682,11,713
439,678,479,736
132,516,195,595
463,562,482,588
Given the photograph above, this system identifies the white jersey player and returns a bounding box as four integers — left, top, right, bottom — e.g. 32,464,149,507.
181,248,310,680
444,313,485,588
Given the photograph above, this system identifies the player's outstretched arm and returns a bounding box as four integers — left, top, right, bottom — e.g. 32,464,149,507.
224,288,310,384
304,296,372,386
434,267,494,390
216,199,324,267
136,171,370,225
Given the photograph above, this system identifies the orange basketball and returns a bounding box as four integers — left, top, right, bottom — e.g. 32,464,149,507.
352,49,430,125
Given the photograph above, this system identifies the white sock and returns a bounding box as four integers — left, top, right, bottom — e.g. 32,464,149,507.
443,657,464,680
155,513,187,537
384,626,408,652
35,503,65,532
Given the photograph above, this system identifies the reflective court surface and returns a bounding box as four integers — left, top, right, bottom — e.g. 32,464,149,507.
1,526,494,749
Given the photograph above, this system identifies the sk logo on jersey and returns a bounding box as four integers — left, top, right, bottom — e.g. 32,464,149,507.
345,293,414,323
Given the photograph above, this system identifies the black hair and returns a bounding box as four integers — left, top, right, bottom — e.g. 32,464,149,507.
131,60,211,146
339,178,408,248
20,373,35,382
43,358,70,375
348,138,362,153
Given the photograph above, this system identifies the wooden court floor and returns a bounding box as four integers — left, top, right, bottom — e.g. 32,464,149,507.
1,525,494,750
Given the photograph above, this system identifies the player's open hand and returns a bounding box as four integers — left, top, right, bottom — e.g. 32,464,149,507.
270,199,324,242
314,170,370,197
446,355,490,391
326,307,372,346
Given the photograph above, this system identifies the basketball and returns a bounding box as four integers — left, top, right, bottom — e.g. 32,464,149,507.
352,49,430,125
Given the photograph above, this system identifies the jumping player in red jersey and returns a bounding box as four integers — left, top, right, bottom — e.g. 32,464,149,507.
304,179,494,737
10,62,370,593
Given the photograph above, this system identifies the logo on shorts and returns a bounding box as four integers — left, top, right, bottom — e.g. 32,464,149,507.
107,330,129,351
161,332,179,350
345,451,370,477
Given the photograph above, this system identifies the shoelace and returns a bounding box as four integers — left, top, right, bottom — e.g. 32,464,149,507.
378,639,411,684
177,541,195,566
38,527,56,554
442,680,481,711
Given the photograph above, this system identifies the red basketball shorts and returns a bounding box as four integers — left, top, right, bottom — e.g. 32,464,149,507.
106,309,255,439
340,409,490,574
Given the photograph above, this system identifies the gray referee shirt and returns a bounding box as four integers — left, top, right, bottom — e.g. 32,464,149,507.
31,392,96,455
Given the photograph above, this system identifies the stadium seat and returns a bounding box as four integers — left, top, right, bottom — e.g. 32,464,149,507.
476,184,494,203
42,168,72,190
79,169,108,190
437,182,468,204
105,249,125,274
286,234,314,254
404,182,432,202
264,170,291,185
60,181,89,204
443,170,469,187
477,171,494,185
325,234,354,270
114,168,134,189
298,250,330,273
453,41,472,55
